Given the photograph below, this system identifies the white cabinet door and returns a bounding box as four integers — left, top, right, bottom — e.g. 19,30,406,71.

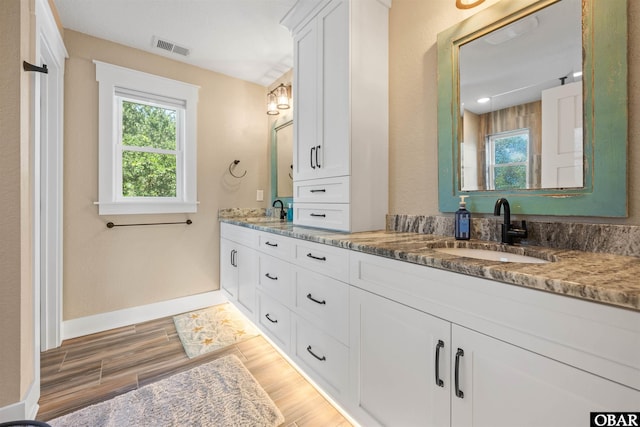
221,236,257,319
451,324,640,427
293,0,349,182
317,0,349,180
237,246,258,318
293,21,319,181
349,287,451,427
220,238,238,298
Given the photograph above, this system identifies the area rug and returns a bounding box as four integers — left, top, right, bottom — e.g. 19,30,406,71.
48,355,285,427
173,303,259,358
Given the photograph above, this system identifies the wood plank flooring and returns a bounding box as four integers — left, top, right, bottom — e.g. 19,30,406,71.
37,310,352,426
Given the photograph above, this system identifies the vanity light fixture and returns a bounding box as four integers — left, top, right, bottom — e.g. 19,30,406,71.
266,83,291,115
456,0,485,9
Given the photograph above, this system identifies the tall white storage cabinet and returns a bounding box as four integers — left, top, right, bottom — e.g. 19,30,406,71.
282,0,390,232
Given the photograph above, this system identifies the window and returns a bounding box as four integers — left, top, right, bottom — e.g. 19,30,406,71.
95,61,199,215
486,129,530,190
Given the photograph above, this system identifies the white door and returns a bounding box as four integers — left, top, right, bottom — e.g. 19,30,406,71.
451,325,640,427
35,0,67,352
541,81,583,188
349,287,451,427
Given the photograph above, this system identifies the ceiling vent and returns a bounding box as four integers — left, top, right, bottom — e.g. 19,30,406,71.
152,36,191,57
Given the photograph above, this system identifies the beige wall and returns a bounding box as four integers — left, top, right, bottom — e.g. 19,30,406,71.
0,0,35,408
63,31,270,320
388,0,640,224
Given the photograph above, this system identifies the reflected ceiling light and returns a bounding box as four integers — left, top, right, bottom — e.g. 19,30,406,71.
456,0,485,9
477,97,490,104
484,16,539,45
573,71,583,78
266,83,291,115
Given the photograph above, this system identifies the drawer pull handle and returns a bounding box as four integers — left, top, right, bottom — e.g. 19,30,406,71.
265,273,278,281
310,213,326,218
310,189,326,193
316,145,321,168
265,241,278,247
310,146,316,169
435,340,444,387
306,253,327,261
306,345,326,361
306,293,326,305
265,313,278,324
455,348,464,399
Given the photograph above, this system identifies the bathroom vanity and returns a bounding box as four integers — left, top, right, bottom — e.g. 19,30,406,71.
219,217,640,427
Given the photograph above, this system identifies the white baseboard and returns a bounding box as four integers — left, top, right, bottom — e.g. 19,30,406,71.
62,291,227,340
0,379,39,423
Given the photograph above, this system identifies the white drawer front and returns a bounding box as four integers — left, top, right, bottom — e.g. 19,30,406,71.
294,203,350,232
258,254,293,306
258,292,290,350
293,315,349,397
293,239,349,282
220,222,258,248
294,267,349,345
257,231,293,260
294,176,350,203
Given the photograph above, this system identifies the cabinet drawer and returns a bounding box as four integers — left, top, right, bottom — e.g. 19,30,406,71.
294,176,349,203
293,314,349,397
220,222,258,248
258,254,293,306
258,292,290,350
293,267,349,345
293,203,350,231
257,231,293,260
293,239,349,282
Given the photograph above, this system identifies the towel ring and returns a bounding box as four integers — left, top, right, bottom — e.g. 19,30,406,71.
229,160,247,178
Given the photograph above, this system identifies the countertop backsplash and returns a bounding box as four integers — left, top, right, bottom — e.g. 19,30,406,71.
387,214,640,258
218,210,640,258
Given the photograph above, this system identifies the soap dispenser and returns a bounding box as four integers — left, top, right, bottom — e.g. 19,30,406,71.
455,195,471,240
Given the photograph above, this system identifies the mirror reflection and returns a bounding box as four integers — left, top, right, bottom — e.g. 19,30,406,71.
274,120,293,198
459,0,582,191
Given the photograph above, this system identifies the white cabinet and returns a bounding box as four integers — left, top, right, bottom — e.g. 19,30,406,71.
349,286,451,427
220,223,258,319
220,225,640,426
349,251,640,427
349,284,640,427
284,0,390,232
451,325,639,427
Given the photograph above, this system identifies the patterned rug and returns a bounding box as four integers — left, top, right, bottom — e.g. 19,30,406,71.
48,355,285,427
173,303,259,358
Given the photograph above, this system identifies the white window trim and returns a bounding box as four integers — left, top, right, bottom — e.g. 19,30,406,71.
486,128,531,190
95,60,199,215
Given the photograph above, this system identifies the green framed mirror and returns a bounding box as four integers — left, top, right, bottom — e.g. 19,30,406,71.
270,115,293,206
437,0,627,216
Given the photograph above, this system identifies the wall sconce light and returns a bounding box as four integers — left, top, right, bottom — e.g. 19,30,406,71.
456,0,485,9
267,83,291,115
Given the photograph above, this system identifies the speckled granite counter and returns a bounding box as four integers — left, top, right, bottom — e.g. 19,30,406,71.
219,216,640,312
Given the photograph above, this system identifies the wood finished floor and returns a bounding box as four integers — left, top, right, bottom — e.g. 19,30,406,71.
37,311,352,426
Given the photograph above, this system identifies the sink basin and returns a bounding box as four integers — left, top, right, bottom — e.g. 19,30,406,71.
434,247,550,264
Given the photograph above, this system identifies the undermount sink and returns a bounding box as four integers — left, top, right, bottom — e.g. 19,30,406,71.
434,247,550,264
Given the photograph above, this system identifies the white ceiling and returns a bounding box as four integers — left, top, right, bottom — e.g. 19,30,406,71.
53,0,297,87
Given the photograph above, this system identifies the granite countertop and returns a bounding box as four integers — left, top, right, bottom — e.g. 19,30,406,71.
219,217,640,312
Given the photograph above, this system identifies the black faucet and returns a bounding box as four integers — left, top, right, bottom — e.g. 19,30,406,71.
272,199,286,220
493,198,528,245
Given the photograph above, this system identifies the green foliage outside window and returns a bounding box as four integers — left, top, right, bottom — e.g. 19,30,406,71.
121,101,178,197
491,134,528,190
